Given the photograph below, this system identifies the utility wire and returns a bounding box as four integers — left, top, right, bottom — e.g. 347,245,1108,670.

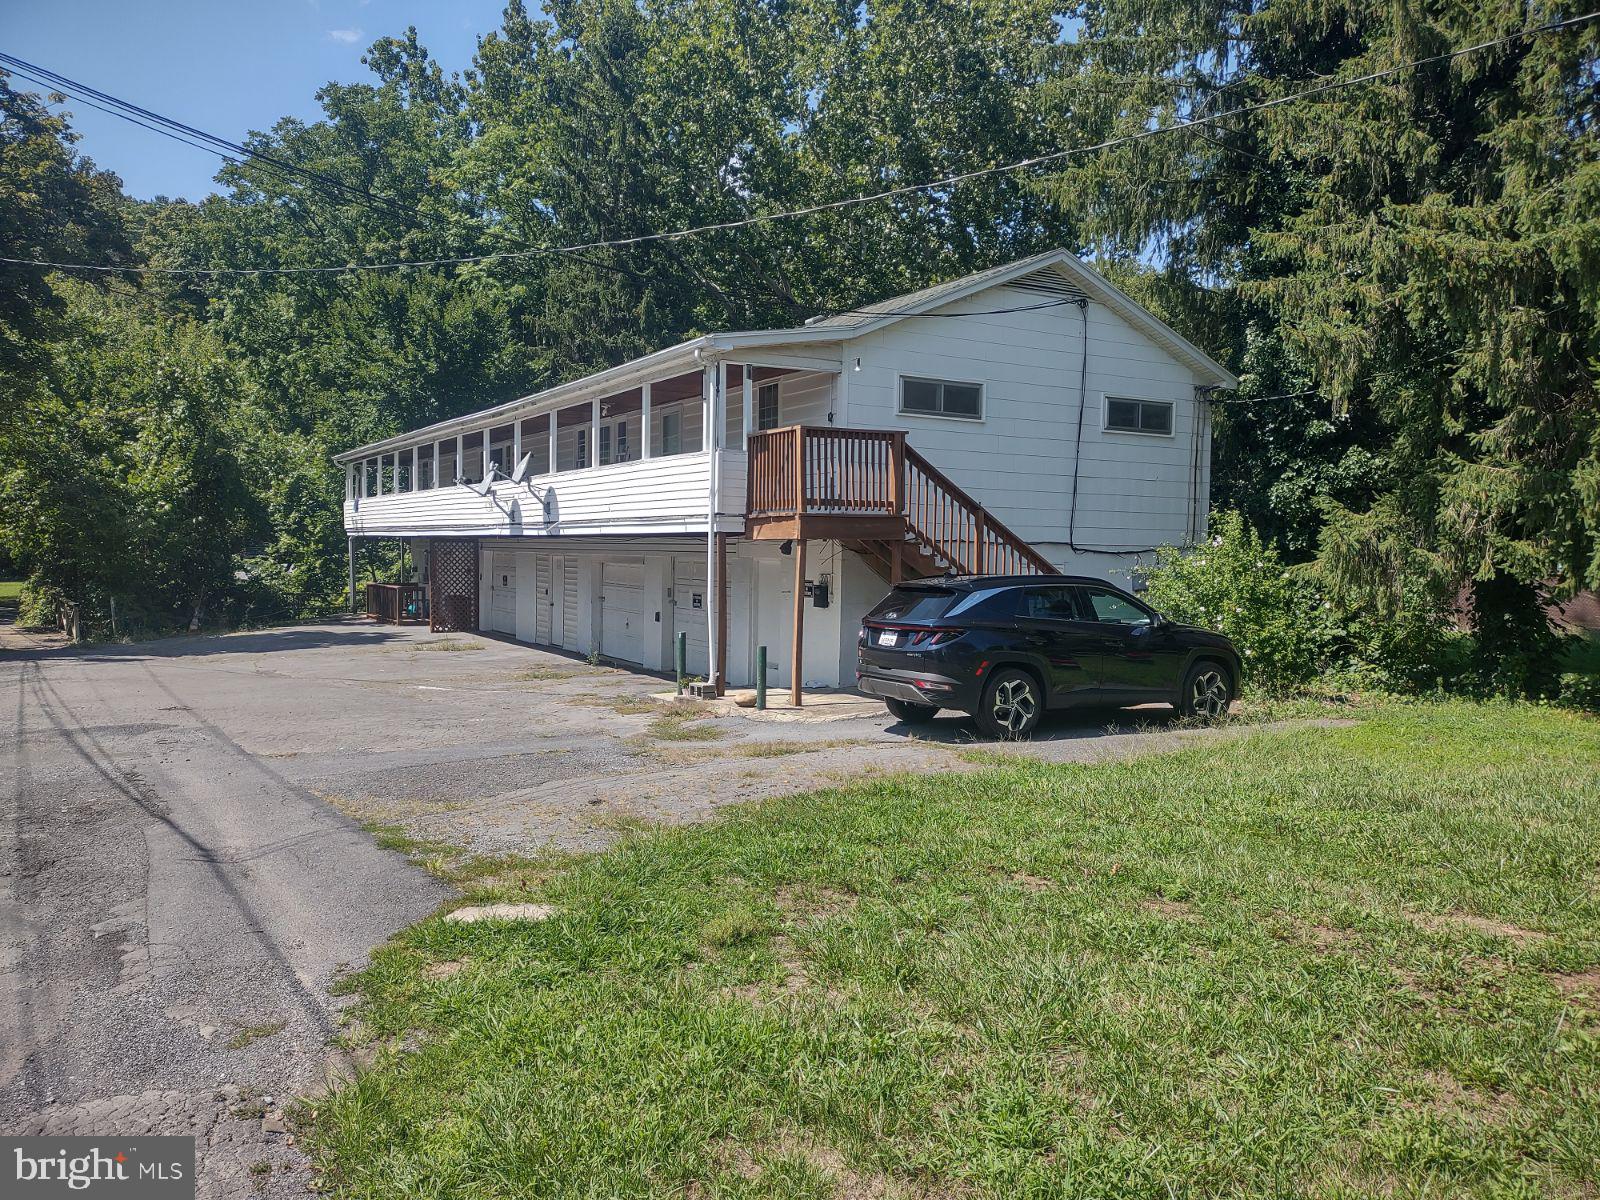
0,52,430,227
2,9,1595,279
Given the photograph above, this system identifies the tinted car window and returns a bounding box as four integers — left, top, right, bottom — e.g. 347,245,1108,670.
948,587,1021,620
1023,586,1082,620
1083,587,1151,625
868,587,957,622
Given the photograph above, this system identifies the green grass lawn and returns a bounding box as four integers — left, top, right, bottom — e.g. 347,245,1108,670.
0,580,23,602
309,702,1600,1198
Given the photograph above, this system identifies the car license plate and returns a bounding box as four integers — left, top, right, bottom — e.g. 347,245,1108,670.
877,629,897,647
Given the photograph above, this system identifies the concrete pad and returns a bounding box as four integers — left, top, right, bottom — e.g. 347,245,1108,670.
650,688,884,722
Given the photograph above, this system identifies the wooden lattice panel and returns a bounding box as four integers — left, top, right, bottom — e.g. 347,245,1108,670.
429,538,479,632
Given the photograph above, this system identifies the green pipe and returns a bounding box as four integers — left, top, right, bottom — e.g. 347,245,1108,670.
676,630,687,695
756,645,767,710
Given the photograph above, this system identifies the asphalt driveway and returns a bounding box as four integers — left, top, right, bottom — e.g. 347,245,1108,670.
1,617,1249,1196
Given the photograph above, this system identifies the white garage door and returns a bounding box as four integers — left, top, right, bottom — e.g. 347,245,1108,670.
488,551,516,635
560,560,580,651
534,555,553,645
672,557,709,678
600,560,644,665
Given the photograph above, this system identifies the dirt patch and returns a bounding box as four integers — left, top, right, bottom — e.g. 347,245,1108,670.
1411,910,1546,944
1007,873,1056,893
1405,1070,1517,1123
1548,968,1600,1003
1140,897,1199,922
707,1131,951,1199
422,960,465,980
775,883,858,922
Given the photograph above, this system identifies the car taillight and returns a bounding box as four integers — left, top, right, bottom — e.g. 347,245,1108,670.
911,628,960,647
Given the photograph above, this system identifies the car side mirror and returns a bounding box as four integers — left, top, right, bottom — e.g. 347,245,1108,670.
1150,613,1171,632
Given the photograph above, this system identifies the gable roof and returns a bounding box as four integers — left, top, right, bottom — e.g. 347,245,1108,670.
336,248,1235,463
786,248,1237,388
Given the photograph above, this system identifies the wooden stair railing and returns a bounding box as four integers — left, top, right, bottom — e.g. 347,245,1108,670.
746,426,1054,577
901,443,1056,576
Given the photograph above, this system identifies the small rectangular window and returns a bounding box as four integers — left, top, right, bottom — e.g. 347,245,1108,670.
575,428,589,469
1105,397,1174,435
899,376,983,421
661,409,681,455
757,382,780,431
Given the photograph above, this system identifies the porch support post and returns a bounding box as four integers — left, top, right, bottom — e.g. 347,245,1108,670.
715,533,729,697
590,397,601,467
704,363,721,691
548,413,558,474
376,455,385,497
512,418,521,471
790,538,806,707
432,440,440,490
742,366,754,448
641,380,653,460
482,428,491,478
348,537,357,611
455,433,464,483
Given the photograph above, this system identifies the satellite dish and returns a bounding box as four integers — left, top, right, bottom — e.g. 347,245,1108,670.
467,476,494,497
510,452,533,484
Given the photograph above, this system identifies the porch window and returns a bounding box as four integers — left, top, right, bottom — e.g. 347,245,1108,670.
417,446,435,490
397,450,412,492
757,382,780,431
660,408,681,455
489,424,515,476
1104,397,1173,435
899,376,983,421
575,428,589,469
438,440,458,486
520,415,550,475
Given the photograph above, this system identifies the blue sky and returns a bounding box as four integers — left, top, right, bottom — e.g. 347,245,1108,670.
2,0,512,201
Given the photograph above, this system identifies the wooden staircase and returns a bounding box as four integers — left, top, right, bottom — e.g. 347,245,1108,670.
745,425,1055,583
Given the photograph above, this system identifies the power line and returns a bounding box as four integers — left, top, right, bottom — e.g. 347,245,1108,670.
0,53,429,227
2,9,1594,279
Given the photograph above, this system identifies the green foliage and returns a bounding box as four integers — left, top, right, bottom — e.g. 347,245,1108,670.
1558,671,1600,712
1138,511,1333,689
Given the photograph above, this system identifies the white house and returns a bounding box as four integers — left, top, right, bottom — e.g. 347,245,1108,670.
337,249,1237,697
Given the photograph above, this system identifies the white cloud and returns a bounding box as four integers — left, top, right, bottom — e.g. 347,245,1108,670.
326,28,364,44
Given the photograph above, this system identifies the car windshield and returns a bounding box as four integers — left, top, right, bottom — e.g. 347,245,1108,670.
868,587,958,622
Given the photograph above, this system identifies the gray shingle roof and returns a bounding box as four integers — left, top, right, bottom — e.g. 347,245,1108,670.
798,250,1069,331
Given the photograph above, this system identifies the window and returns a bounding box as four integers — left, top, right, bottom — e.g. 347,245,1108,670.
1082,587,1152,626
757,382,781,431
899,376,983,421
616,421,629,462
1105,397,1174,435
1023,586,1081,621
660,408,682,455
575,428,589,469
598,425,611,466
417,447,434,491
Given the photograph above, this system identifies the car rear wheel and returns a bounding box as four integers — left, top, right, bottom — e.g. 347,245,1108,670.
885,698,938,725
1180,660,1233,721
975,668,1043,739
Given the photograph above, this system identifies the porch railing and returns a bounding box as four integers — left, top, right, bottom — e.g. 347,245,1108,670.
365,582,427,624
746,425,1054,576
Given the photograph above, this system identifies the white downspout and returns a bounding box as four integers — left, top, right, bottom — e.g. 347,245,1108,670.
704,358,722,689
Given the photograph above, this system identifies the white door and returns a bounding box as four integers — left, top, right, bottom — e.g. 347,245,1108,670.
756,557,794,689
534,554,553,644
672,557,710,678
489,552,516,635
514,554,538,643
600,560,645,665
560,559,580,650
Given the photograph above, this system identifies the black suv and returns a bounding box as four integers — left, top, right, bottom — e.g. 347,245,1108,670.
856,575,1240,738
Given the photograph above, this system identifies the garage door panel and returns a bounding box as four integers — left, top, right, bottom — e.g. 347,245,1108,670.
600,560,644,665
672,558,709,678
